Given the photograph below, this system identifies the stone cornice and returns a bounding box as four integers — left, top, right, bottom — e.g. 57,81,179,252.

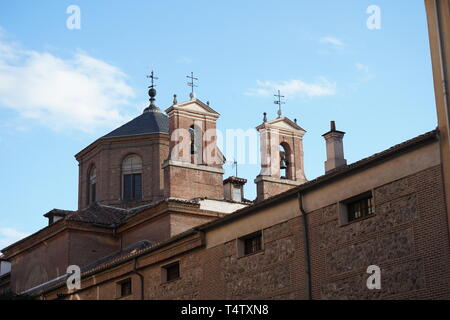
254,175,304,186
161,160,225,174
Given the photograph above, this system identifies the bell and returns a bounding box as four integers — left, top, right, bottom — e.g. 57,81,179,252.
280,152,288,169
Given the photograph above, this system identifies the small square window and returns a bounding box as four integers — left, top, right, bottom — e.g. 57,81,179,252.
163,262,180,282
238,231,263,257
341,192,374,224
117,278,132,298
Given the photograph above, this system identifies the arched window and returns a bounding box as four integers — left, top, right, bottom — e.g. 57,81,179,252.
122,155,142,201
87,166,97,205
189,125,197,156
279,144,290,179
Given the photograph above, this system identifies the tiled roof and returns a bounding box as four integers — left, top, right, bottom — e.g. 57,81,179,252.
223,176,248,185
22,240,155,297
102,110,169,139
48,198,200,228
43,209,74,218
81,240,153,272
64,203,128,227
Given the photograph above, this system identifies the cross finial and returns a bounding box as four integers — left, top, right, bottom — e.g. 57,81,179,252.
233,159,238,177
187,72,198,100
144,70,159,112
274,90,285,119
147,70,158,89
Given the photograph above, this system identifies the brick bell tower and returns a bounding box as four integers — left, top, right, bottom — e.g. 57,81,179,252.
255,92,307,201
162,77,225,200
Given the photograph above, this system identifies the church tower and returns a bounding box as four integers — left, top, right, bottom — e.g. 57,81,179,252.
255,92,307,201
162,74,225,200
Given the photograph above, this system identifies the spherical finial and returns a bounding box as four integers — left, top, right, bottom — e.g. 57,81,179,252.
149,87,157,98
173,94,178,105
294,118,297,124
143,72,160,113
263,112,267,123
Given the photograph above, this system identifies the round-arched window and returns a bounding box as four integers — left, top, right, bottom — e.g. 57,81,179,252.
279,144,290,179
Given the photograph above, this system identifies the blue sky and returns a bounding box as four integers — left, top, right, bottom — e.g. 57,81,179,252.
0,0,437,249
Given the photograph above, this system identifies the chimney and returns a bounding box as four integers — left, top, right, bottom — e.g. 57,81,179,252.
322,121,347,173
44,209,68,226
223,176,247,202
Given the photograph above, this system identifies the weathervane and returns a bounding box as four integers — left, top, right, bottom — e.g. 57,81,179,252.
232,159,238,177
145,70,159,110
274,90,285,119
226,159,239,177
187,72,198,100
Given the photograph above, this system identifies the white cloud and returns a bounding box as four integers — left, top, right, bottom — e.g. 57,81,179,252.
0,227,29,250
320,36,345,47
245,77,337,98
355,62,375,82
356,62,369,73
0,29,135,133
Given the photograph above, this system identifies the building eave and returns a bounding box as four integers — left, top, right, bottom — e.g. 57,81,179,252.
1,220,114,259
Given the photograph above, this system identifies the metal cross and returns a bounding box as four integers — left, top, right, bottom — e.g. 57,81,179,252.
274,90,285,119
147,70,158,88
187,72,198,99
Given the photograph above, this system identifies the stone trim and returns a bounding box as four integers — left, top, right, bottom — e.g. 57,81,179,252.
161,160,225,174
254,175,304,186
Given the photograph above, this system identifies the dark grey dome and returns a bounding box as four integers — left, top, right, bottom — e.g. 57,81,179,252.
102,109,169,139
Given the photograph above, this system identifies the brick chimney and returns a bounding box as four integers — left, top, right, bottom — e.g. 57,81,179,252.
223,176,247,202
322,121,347,173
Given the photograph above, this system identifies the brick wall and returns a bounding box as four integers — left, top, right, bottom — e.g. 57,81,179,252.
256,178,298,201
309,165,450,299
45,165,450,300
77,135,169,209
164,165,224,200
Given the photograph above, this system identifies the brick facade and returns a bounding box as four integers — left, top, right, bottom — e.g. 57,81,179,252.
255,117,307,201
41,164,450,300
163,100,225,200
76,134,169,209
311,165,450,299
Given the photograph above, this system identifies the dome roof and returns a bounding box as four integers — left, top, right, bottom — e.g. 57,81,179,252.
102,109,169,139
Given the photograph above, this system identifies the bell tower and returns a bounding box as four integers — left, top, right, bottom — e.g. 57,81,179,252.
255,94,307,201
162,74,225,200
